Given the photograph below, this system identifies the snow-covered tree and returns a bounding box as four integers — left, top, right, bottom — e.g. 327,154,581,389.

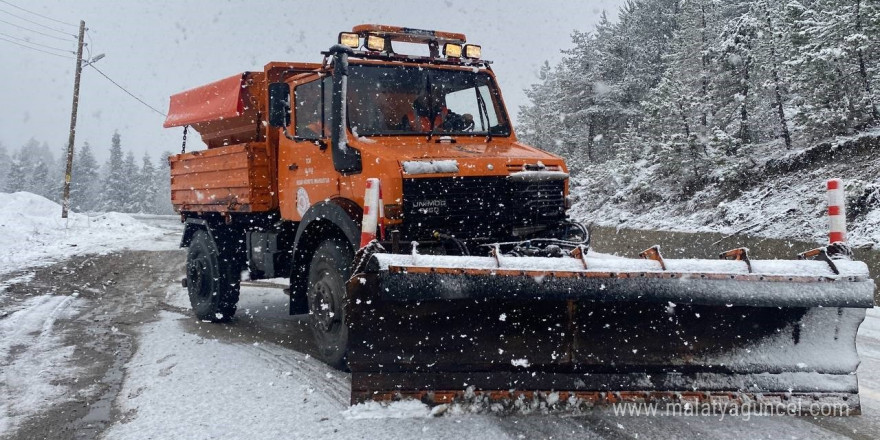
71,141,101,212
134,152,157,213
29,159,53,200
102,131,127,212
121,150,140,213
4,150,30,193
155,151,175,214
0,143,10,192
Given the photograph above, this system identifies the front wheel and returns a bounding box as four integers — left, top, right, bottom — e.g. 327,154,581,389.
306,238,353,369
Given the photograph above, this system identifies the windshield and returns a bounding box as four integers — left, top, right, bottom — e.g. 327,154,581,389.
346,64,510,137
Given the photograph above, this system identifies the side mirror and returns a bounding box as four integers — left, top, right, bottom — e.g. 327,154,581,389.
268,82,291,128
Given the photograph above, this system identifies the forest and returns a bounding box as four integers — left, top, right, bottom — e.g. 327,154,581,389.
518,0,879,216
0,131,174,214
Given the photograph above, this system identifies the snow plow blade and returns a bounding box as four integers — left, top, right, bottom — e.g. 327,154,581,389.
346,249,874,413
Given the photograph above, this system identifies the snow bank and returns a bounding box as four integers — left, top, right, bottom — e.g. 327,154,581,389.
0,192,177,277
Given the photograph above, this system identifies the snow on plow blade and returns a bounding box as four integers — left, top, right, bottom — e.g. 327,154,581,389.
346,251,874,412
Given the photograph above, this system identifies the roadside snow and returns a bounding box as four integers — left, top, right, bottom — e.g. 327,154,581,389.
0,192,177,277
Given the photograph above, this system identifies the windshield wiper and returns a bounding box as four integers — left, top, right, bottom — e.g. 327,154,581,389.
475,87,492,142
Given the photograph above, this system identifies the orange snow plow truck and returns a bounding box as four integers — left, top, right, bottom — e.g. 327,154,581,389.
165,25,874,411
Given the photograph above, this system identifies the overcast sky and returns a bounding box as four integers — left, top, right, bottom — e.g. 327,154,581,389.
0,0,622,160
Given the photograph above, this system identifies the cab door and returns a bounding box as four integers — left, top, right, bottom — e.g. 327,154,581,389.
278,76,337,221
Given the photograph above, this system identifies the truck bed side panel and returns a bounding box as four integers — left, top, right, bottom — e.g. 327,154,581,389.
169,143,275,213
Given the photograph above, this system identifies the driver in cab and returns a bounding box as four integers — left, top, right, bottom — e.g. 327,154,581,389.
403,88,473,133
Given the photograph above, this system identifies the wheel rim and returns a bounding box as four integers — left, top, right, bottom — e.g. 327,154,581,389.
311,275,339,332
188,256,211,299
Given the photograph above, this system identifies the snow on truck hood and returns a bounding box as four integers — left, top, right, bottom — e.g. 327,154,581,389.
400,159,569,180
349,138,567,178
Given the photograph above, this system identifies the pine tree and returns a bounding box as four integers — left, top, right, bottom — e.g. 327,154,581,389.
135,152,157,213
5,149,31,193
788,0,878,137
122,151,140,213
518,61,564,155
102,131,127,212
0,143,10,192
29,159,52,199
155,151,175,214
71,142,101,212
753,0,793,149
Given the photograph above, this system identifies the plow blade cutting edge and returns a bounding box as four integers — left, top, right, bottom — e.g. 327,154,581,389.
346,250,874,412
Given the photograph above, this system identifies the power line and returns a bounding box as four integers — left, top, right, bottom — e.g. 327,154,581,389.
0,7,76,37
0,34,73,58
0,18,73,41
88,64,167,117
0,0,77,27
0,31,73,53
85,28,93,61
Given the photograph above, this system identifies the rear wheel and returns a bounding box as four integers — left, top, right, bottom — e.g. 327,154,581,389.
186,229,241,322
307,238,353,369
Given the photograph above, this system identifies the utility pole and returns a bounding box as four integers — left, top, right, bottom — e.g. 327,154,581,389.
61,20,85,219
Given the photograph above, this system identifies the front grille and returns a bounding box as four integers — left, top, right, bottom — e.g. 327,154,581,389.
401,176,565,240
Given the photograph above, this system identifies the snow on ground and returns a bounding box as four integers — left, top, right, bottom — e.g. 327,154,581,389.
0,294,81,434
102,310,509,440
0,192,178,277
107,284,880,440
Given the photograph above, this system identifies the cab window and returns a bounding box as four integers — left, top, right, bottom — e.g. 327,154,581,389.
294,79,329,138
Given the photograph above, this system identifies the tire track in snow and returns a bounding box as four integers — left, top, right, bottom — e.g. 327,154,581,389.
0,294,79,437
246,344,351,407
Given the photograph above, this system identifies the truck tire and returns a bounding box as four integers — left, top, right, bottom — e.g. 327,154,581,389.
186,229,241,322
306,238,353,369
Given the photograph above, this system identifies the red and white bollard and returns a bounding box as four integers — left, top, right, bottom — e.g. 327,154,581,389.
360,178,381,248
377,183,386,241
827,178,846,244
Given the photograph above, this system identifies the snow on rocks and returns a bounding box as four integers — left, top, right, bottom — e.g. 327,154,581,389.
0,192,176,276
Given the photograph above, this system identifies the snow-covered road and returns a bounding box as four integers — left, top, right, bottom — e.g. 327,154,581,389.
1,204,880,439
2,256,880,439
106,281,880,440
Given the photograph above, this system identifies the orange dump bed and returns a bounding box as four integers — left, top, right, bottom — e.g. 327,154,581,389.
166,62,317,215
169,143,275,213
